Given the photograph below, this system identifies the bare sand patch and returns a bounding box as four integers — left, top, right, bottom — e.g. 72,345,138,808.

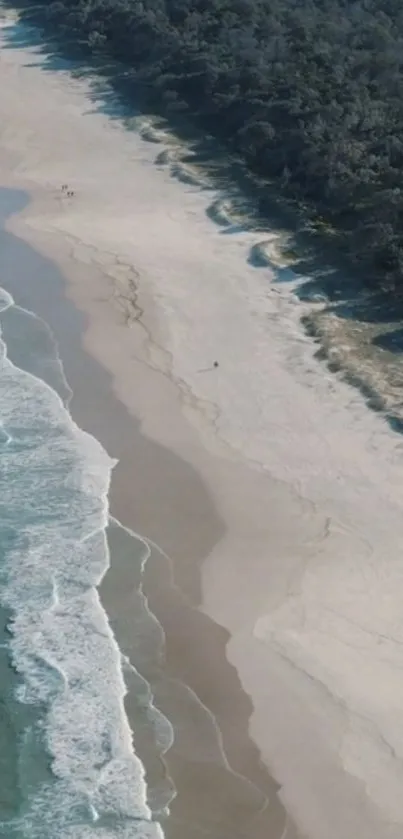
249,235,298,269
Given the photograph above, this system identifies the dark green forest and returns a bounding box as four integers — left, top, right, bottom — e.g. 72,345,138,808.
20,0,403,289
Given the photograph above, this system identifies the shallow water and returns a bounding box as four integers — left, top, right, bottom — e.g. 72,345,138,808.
0,272,172,836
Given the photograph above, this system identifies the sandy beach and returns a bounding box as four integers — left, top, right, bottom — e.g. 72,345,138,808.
2,12,403,839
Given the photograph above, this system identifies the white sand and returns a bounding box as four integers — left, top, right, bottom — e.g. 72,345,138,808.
1,15,403,839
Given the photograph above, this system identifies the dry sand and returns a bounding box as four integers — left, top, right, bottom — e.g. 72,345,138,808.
1,13,403,839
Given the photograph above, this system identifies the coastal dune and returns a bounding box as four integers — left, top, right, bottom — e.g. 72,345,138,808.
1,14,403,839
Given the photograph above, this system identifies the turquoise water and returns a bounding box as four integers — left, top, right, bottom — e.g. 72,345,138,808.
0,277,171,837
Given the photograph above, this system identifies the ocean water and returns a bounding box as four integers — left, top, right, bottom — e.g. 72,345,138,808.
0,281,172,838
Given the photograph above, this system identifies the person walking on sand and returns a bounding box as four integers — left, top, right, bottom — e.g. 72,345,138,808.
197,361,219,373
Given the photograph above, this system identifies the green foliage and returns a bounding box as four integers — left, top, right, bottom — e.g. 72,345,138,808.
25,0,403,287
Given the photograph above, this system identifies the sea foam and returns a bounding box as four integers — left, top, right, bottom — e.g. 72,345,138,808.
0,287,164,838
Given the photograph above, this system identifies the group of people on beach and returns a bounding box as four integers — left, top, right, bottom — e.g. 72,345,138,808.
61,184,75,198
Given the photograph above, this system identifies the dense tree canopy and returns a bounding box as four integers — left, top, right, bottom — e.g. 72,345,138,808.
22,0,403,288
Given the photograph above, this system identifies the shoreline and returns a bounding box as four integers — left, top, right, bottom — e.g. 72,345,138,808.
2,14,403,839
0,188,294,838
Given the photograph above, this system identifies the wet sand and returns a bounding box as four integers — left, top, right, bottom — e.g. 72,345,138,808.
2,13,403,839
0,192,296,838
